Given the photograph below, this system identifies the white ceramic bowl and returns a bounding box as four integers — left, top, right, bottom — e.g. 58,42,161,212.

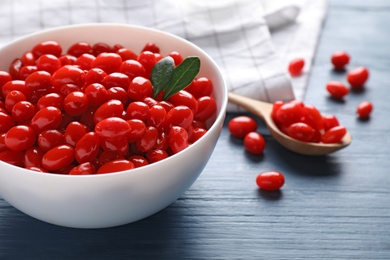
0,24,227,228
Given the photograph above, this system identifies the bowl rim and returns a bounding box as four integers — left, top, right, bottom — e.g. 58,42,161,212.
0,23,228,178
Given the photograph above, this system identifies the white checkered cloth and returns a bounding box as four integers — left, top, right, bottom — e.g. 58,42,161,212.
0,0,327,112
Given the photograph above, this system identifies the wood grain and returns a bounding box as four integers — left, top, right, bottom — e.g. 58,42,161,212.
1,0,390,259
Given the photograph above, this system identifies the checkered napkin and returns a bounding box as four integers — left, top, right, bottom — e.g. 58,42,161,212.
0,0,327,111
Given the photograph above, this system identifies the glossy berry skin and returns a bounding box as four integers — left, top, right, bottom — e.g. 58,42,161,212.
75,54,96,70
36,54,61,74
0,112,15,132
356,101,373,119
301,105,324,132
93,99,124,124
228,116,258,138
125,101,149,121
185,77,213,99
5,90,27,113
120,60,147,80
84,68,107,86
323,115,340,131
168,51,184,66
147,105,167,129
189,127,207,143
288,58,304,77
95,117,131,140
69,162,96,175
244,132,265,155
84,83,109,107
165,105,194,130
97,159,135,174
37,129,65,152
25,71,52,93
32,41,62,58
129,155,149,168
256,171,285,191
169,126,189,154
0,133,7,152
0,150,24,167
141,42,160,53
92,42,112,56
169,90,198,114
146,149,169,163
63,91,89,117
108,87,128,106
37,93,63,110
21,51,36,66
128,76,153,101
275,102,304,127
24,146,44,168
137,51,157,73
67,42,92,57
136,126,158,153
326,81,349,99
51,65,85,89
91,53,122,74
321,126,347,144
2,80,27,98
116,48,137,61
19,65,38,80
331,51,350,70
101,138,129,154
347,66,369,88
41,145,75,171
127,119,147,142
194,96,217,121
64,121,88,146
0,71,12,89
5,125,36,151
30,106,62,133
74,132,100,164
286,122,315,142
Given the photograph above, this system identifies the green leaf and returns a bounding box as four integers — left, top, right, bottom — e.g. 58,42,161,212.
151,56,175,98
163,56,201,100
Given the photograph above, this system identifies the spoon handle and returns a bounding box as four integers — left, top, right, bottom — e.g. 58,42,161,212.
228,92,273,120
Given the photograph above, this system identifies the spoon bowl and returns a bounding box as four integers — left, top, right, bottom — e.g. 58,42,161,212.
228,92,352,156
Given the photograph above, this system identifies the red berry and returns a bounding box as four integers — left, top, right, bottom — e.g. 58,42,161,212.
42,145,75,171
97,159,134,174
256,171,285,191
244,132,265,155
5,125,36,151
286,122,315,142
288,58,304,77
326,81,349,99
228,116,257,138
347,66,369,88
331,51,350,70
95,117,131,140
169,126,189,154
356,101,373,119
321,126,347,144
32,41,62,58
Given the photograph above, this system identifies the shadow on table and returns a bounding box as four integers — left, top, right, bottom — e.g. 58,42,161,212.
0,202,204,259
266,138,344,178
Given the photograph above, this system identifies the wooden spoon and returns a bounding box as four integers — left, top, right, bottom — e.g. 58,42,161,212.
228,92,352,156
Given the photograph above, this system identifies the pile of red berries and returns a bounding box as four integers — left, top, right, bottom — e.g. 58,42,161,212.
272,100,347,144
0,40,217,174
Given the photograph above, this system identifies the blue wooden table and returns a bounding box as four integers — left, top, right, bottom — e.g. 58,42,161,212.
1,0,390,259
